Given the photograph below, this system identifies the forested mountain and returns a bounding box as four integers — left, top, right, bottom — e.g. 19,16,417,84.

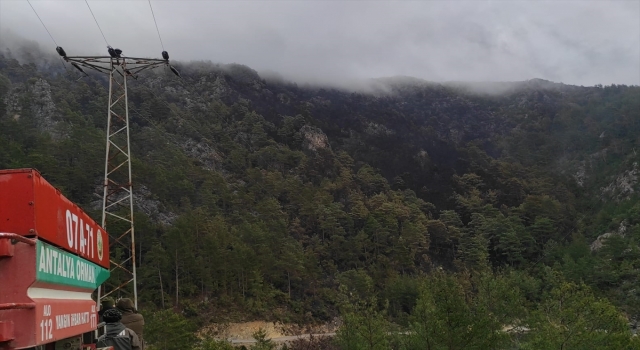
1,47,639,348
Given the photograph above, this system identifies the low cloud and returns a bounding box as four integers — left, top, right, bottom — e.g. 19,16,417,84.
1,1,638,87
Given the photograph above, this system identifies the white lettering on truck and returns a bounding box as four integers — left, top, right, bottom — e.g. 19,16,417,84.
65,210,95,259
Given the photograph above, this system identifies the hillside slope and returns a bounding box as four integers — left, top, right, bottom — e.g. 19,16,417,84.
1,50,639,329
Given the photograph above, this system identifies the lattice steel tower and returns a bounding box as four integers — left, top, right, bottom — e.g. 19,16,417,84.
57,46,180,308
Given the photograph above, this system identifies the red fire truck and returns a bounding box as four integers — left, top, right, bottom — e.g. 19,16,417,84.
0,169,111,350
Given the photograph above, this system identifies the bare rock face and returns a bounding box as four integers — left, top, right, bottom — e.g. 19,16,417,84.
180,138,221,171
568,148,613,188
30,79,57,128
573,162,587,187
591,220,627,251
133,184,178,225
364,122,395,137
90,183,177,226
4,78,67,139
600,162,638,202
300,125,330,152
3,88,21,120
209,76,229,99
414,149,431,169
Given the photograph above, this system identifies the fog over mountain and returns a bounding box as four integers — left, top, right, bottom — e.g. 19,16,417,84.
1,1,638,88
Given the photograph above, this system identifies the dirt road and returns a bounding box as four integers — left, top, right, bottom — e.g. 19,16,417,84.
228,333,337,346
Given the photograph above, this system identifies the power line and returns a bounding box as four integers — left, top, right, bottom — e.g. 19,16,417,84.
85,0,109,46
26,0,58,47
26,0,69,73
148,0,165,51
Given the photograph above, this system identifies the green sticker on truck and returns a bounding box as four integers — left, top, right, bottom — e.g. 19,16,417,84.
36,240,110,290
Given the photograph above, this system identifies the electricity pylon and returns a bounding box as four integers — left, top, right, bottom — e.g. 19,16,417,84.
57,46,180,309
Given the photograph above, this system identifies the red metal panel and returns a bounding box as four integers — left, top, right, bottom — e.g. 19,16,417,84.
0,169,35,239
0,169,109,269
0,241,38,349
0,321,14,342
33,299,98,345
0,240,101,349
0,239,13,258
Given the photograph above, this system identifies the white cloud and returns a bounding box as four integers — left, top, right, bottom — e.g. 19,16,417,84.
1,0,638,86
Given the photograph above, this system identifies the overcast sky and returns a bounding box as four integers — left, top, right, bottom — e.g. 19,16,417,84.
1,0,639,87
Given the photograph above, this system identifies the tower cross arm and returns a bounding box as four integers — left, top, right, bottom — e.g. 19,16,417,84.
63,56,169,76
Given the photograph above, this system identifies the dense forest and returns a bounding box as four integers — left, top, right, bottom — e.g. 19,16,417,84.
1,45,640,349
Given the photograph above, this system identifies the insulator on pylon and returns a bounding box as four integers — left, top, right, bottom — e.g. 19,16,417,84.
169,65,181,78
107,46,117,58
56,46,67,57
114,49,123,57
162,51,169,60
